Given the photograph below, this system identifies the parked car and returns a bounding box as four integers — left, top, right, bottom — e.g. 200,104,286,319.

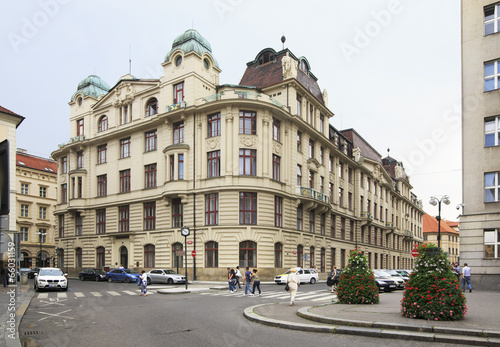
79,268,107,281
395,269,413,277
274,268,319,284
374,270,405,289
34,268,68,292
385,269,409,282
106,269,141,283
146,269,186,285
373,272,397,292
28,267,40,279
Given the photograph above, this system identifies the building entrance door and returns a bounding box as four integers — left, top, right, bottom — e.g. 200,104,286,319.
120,246,128,269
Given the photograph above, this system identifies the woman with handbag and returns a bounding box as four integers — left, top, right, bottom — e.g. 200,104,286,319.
286,268,300,306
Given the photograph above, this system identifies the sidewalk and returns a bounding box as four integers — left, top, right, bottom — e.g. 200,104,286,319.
0,283,34,347
244,290,500,346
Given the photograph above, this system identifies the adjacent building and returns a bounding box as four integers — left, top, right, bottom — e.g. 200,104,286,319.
423,214,460,264
51,29,424,280
16,149,58,268
461,0,500,289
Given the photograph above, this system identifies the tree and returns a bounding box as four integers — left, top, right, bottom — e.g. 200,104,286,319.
337,249,379,304
401,243,467,320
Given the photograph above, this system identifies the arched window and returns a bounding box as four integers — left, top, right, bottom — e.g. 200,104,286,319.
144,244,155,268
274,243,282,268
75,248,82,268
310,246,315,268
299,59,309,73
96,246,105,268
98,115,108,132
145,98,158,117
239,241,257,268
297,245,303,267
320,248,326,273
172,242,183,270
205,241,218,268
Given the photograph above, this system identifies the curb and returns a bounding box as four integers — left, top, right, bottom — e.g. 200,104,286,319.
6,289,35,347
157,289,191,295
243,303,500,346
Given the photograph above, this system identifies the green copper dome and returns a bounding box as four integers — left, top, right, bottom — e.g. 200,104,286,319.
164,29,219,67
71,75,110,102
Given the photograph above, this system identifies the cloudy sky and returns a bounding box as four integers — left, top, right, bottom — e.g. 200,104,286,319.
0,0,461,221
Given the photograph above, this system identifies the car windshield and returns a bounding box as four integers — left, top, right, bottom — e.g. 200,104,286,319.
374,270,391,277
385,270,402,276
39,269,64,276
164,270,176,274
123,269,137,274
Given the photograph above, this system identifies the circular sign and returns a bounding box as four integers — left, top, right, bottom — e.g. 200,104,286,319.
191,250,196,257
411,248,420,258
187,240,193,245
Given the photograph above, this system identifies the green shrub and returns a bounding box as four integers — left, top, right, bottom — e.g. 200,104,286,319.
337,249,379,304
401,243,467,320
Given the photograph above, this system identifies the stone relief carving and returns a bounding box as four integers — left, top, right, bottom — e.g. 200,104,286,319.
207,138,220,150
239,136,257,148
273,142,282,155
282,52,298,79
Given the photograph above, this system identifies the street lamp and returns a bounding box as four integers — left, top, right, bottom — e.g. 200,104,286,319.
429,195,450,249
35,230,47,267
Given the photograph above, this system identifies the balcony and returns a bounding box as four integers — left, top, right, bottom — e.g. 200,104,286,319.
361,211,372,219
59,135,86,148
403,229,413,238
167,101,186,112
299,187,330,204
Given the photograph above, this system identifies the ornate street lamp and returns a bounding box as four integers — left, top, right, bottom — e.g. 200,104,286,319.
35,230,47,267
429,195,450,249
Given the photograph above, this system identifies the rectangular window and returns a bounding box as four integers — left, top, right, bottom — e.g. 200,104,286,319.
239,110,256,135
360,172,364,188
39,206,47,219
58,215,64,238
120,137,131,158
339,162,344,179
145,130,157,152
296,94,302,117
320,213,325,235
320,176,324,194
38,229,47,243
173,82,184,104
309,139,314,158
207,150,220,178
367,177,371,191
485,4,500,35
77,151,84,168
485,116,500,147
239,149,256,176
339,187,344,207
20,226,29,241
297,131,302,152
272,154,280,181
173,121,184,144
273,118,280,142
297,205,303,231
170,155,175,180
77,119,84,136
97,144,107,164
61,156,67,174
485,172,500,202
75,212,83,236
274,196,283,227
485,60,500,92
309,170,314,189
20,204,29,217
120,169,131,193
172,198,183,228
208,112,221,137
96,209,106,234
329,156,333,172
297,165,302,186
319,114,324,133
144,202,156,230
39,186,46,198
348,192,353,210
484,229,500,258
77,177,82,198
348,167,353,184
97,174,107,196
239,192,257,225
119,205,130,232
330,214,336,237
341,218,346,239
309,211,315,233
21,183,28,195
205,193,219,226
320,147,324,165
205,241,218,268
178,154,184,180
329,182,334,202
145,163,157,188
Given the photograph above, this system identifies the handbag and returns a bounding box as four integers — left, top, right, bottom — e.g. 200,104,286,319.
285,274,289,291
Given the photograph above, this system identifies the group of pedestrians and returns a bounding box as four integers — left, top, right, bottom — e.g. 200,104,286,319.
227,266,261,296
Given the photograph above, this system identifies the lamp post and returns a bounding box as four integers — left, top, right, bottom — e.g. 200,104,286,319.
35,230,47,267
429,195,450,249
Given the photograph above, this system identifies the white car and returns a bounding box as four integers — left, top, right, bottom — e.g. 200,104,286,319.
146,269,186,285
34,268,68,292
374,270,405,289
274,268,319,284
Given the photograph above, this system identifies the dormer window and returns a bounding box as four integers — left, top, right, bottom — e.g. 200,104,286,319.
203,58,210,70
146,98,158,117
175,55,183,66
98,115,108,132
77,97,83,106
299,60,308,73
258,52,274,65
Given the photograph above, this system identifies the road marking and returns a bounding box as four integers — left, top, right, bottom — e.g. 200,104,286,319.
123,290,138,295
311,295,336,302
57,293,67,298
90,292,102,297
36,309,74,321
37,293,48,299
74,292,85,298
107,291,121,296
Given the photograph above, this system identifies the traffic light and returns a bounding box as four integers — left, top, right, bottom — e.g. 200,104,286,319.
0,139,9,215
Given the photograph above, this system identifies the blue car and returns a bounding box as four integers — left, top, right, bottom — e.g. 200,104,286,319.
106,269,141,283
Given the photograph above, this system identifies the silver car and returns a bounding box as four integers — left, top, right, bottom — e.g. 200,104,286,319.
146,269,186,284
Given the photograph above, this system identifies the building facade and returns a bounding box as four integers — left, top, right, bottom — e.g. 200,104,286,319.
51,29,424,280
423,214,460,264
461,0,500,289
16,149,58,268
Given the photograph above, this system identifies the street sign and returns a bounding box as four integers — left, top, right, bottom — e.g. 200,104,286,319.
187,240,193,245
191,250,196,257
175,251,185,256
411,248,420,258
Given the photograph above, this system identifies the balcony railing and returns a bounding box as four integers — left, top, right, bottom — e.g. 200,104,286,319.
386,222,395,228
403,230,413,237
59,135,86,148
361,211,372,219
299,187,330,204
167,101,186,112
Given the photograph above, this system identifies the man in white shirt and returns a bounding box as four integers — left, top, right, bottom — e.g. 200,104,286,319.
462,263,472,293
235,266,242,289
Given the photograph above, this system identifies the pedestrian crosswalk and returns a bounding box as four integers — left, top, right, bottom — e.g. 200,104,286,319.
199,289,336,303
34,290,154,299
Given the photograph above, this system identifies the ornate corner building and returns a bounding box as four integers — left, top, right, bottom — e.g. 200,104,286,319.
51,29,424,280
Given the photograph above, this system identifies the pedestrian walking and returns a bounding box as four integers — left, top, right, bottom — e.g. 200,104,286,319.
251,269,261,296
244,267,253,296
286,268,300,306
1,265,9,287
235,266,242,289
139,270,148,296
462,263,472,293
453,262,460,280
328,266,338,293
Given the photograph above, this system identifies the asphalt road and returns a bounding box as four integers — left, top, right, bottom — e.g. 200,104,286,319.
19,279,452,347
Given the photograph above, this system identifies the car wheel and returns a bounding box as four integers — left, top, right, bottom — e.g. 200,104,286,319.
79,275,84,281
167,278,174,285
147,277,151,285
310,278,317,284
108,277,113,283
125,278,131,283
95,276,100,282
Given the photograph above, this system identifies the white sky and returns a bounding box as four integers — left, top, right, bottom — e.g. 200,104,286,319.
0,0,462,221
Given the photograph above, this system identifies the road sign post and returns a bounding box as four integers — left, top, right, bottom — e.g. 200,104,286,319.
191,250,196,257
